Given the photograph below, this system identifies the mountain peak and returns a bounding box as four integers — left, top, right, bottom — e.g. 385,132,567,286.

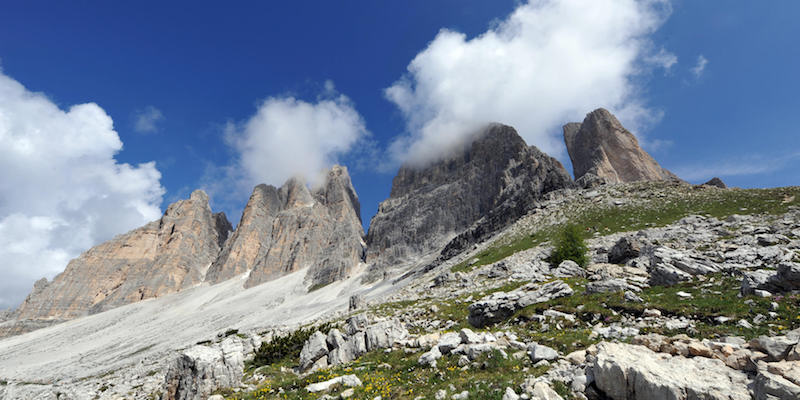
563,108,680,187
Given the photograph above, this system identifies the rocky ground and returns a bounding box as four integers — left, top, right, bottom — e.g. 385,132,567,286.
2,182,799,399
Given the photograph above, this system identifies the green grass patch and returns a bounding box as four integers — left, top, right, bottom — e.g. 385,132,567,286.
230,348,544,400
451,233,543,273
506,274,800,343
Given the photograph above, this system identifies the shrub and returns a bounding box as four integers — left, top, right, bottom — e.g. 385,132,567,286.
547,225,588,267
249,322,333,368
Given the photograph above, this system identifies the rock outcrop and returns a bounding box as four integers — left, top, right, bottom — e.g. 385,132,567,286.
299,316,408,371
206,165,365,289
161,337,245,400
2,191,230,337
468,280,574,327
593,342,751,400
563,108,680,187
365,123,573,279
702,177,727,189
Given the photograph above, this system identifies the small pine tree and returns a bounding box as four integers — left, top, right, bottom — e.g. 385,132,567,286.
548,225,589,267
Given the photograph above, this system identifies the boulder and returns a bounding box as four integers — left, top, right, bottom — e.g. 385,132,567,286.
502,387,520,400
529,382,564,400
468,281,574,327
741,263,800,295
593,342,751,400
327,329,347,350
754,369,800,400
437,332,462,354
364,319,409,351
459,328,482,345
608,237,642,264
586,279,637,294
648,247,719,286
305,374,362,393
418,346,442,368
328,332,367,366
552,260,586,278
749,335,799,361
161,338,244,400
528,343,559,363
299,331,329,370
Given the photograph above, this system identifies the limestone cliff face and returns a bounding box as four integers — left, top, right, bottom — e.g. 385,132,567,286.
365,124,574,278
205,165,365,289
563,108,680,187
5,191,230,336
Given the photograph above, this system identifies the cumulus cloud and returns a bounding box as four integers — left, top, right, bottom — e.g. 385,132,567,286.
692,55,708,77
385,0,673,166
134,105,164,133
0,71,164,309
224,81,369,191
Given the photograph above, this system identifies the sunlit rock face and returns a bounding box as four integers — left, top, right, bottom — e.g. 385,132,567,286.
3,190,231,337
563,108,680,187
205,165,365,289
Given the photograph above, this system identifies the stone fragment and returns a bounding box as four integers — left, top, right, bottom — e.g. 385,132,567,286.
502,387,520,400
528,343,559,363
305,374,362,393
530,382,564,400
459,328,482,345
418,346,442,368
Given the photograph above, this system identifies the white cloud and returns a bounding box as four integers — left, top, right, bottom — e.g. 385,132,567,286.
646,48,678,71
134,105,164,133
385,0,673,166
224,81,369,190
692,55,708,77
0,71,164,309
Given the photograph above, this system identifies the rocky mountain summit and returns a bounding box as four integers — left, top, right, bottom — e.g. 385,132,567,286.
0,190,231,337
0,166,364,339
4,109,800,400
564,108,680,187
365,123,573,280
207,165,365,289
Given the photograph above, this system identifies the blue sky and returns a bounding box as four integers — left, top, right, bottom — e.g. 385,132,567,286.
0,1,798,308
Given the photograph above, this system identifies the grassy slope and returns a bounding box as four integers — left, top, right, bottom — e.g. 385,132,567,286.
453,184,800,273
